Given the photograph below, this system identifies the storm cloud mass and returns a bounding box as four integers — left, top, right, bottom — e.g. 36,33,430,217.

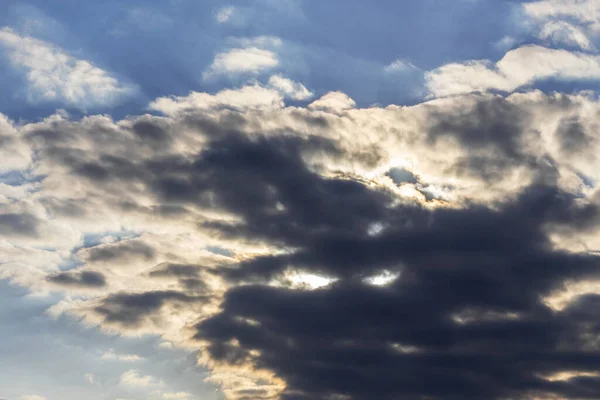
2,89,600,399
4,1,600,400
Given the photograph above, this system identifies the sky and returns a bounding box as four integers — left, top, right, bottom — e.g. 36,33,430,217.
3,1,600,399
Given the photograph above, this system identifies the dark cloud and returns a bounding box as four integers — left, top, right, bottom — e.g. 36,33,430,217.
175,117,600,399
194,183,600,399
426,97,527,156
149,263,202,279
0,213,40,237
47,270,106,288
94,290,208,328
556,116,594,154
148,263,208,291
424,96,544,183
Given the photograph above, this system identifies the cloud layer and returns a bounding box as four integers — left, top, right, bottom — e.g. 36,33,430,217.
5,1,600,399
3,82,600,399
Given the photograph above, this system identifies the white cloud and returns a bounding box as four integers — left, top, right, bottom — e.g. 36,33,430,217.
0,27,136,109
364,270,401,286
0,113,31,173
524,0,600,32
308,91,356,113
120,370,164,387
204,47,279,79
538,21,594,50
20,396,47,400
215,6,236,23
101,349,144,362
426,45,600,97
283,271,338,290
149,84,284,115
267,75,313,100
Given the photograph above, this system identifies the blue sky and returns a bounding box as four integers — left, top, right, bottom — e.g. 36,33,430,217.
0,0,525,119
4,1,600,400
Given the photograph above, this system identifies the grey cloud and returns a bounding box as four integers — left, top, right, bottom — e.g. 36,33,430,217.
556,116,594,153
148,263,208,291
149,263,202,279
0,213,40,237
84,241,156,263
94,291,209,328
47,271,106,288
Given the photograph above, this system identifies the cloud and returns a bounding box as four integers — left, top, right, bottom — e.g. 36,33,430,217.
20,396,47,400
0,114,31,173
47,270,106,288
215,6,236,23
101,349,144,362
523,0,600,32
0,27,137,109
149,84,284,115
308,91,356,113
120,369,164,387
204,47,279,79
538,21,595,50
426,45,600,97
5,88,600,399
384,59,418,73
267,75,313,100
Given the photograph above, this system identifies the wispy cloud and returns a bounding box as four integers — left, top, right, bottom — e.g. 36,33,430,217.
101,349,144,362
215,6,236,23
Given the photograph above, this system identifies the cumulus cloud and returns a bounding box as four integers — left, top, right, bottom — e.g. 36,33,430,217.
308,91,356,113
5,87,600,399
426,45,600,97
267,75,313,100
0,27,137,109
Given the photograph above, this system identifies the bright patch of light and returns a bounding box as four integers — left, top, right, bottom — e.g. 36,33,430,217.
390,343,422,354
542,371,600,382
287,272,337,290
364,270,400,286
367,222,385,236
